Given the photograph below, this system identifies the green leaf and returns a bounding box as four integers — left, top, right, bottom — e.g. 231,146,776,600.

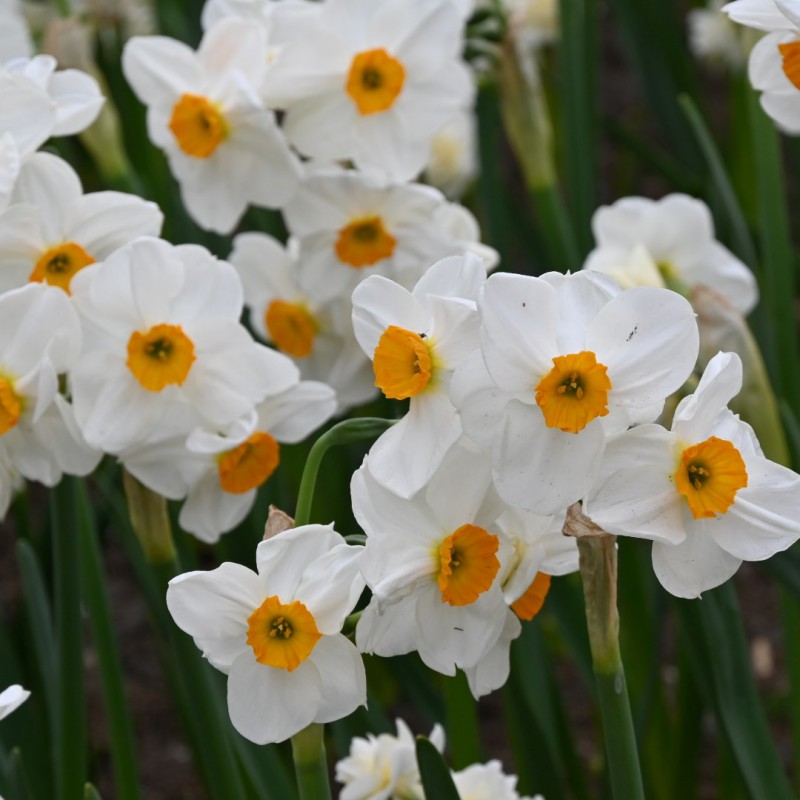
443,671,482,770
415,737,460,800
676,583,794,800
76,482,141,800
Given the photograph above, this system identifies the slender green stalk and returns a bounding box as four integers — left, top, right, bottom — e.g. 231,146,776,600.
52,478,87,800
443,671,482,769
575,530,644,800
291,724,332,800
76,483,141,800
294,418,394,527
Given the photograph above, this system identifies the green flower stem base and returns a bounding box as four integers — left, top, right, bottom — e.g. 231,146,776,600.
291,724,332,800
571,507,645,800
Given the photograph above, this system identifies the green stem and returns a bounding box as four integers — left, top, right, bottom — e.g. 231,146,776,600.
294,418,394,527
529,185,581,271
291,724,332,800
577,535,644,800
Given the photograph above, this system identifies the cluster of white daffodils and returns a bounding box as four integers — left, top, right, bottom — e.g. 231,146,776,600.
0,50,339,542
119,0,491,413
724,0,800,131
335,718,542,800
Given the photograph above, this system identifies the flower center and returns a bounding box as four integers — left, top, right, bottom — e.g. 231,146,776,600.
265,300,317,358
168,94,228,158
373,325,433,400
335,215,396,268
126,323,196,392
511,572,552,621
0,376,22,436
217,432,280,494
437,524,500,606
675,436,748,519
246,595,322,671
779,41,800,89
29,242,95,293
535,351,612,434
345,48,406,115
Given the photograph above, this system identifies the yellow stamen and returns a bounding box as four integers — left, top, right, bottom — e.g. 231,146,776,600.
437,524,500,606
535,351,611,433
779,41,800,89
29,242,95,294
126,323,196,392
511,572,552,621
168,94,228,158
217,432,280,494
0,376,22,436
246,595,322,671
345,48,406,115
265,300,317,358
675,436,748,519
335,215,396,268
373,325,432,400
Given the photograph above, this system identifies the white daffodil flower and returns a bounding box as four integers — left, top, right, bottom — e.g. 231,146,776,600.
122,18,301,234
167,525,367,744
0,685,30,720
263,0,475,182
352,253,486,498
69,236,298,454
584,351,800,598
122,381,336,543
583,194,758,315
353,444,520,696
282,166,477,305
452,760,543,800
5,55,104,137
0,284,100,519
0,152,163,295
335,718,445,800
229,231,376,413
452,271,699,515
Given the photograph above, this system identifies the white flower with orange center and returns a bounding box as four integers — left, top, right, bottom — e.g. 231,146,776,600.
263,0,474,181
584,351,800,598
122,380,336,543
583,194,758,315
69,236,298,454
352,253,486,498
723,1,800,131
352,445,520,694
283,166,475,305
452,271,699,515
0,283,101,519
229,231,376,413
122,18,301,234
0,152,162,295
166,524,367,744
335,718,445,800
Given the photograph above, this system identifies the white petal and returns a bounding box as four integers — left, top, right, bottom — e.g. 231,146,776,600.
722,0,797,30
355,594,418,657
463,611,521,699
367,389,462,498
312,635,367,723
588,286,698,408
0,685,30,720
227,650,320,743
122,35,202,107
166,563,263,669
47,68,104,136
584,425,686,544
479,274,559,392
672,351,742,442
257,381,336,443
179,473,254,544
412,252,486,305
651,523,741,598
494,400,605,515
